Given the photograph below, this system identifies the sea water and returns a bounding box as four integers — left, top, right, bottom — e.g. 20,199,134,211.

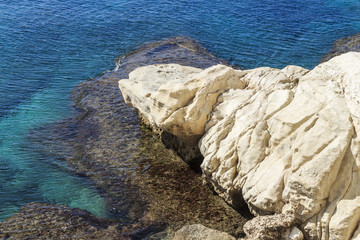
0,0,359,221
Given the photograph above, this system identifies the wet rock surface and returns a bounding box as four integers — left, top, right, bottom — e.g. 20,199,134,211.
1,36,251,239
322,32,360,62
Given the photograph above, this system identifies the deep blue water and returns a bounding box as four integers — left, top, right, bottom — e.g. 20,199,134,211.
0,0,359,221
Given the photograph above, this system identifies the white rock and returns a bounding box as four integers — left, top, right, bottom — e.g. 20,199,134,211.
286,226,304,240
243,213,298,240
119,52,360,240
119,64,202,128
119,64,246,143
172,224,236,240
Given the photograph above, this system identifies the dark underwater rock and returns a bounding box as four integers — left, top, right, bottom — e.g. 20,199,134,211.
0,203,123,240
17,36,251,239
321,32,360,62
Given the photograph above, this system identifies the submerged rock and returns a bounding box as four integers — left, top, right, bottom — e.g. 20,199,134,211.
119,52,360,240
322,32,360,62
19,36,249,239
0,203,123,240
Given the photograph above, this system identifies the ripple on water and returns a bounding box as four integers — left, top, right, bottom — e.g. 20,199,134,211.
1,37,251,239
1,0,360,237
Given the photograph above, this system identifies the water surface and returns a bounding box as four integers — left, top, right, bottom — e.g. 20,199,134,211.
0,0,359,220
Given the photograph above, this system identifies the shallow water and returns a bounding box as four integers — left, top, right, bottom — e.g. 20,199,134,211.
0,0,360,221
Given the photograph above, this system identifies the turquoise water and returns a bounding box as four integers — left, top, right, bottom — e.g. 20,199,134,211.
0,0,359,221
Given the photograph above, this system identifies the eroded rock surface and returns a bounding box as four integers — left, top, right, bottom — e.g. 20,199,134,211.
242,213,302,240
173,224,236,240
119,52,360,240
120,64,245,144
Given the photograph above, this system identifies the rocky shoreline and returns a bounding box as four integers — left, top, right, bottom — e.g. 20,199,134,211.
119,35,360,239
1,33,360,240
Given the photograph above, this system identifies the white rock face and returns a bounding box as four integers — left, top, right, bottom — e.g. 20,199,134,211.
119,64,246,143
119,52,360,240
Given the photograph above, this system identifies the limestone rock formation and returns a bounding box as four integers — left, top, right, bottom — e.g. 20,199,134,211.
119,52,360,240
242,213,303,240
173,224,236,240
119,64,246,144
